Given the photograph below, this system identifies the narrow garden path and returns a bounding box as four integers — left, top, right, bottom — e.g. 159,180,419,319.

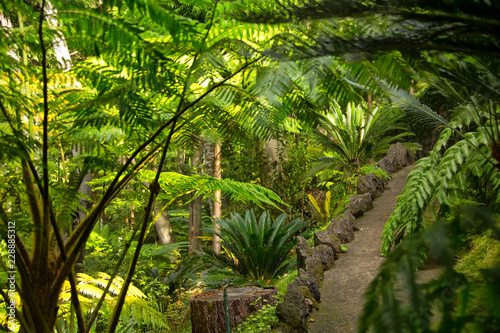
308,164,415,333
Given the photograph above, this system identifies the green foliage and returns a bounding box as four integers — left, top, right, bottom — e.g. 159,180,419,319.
456,232,500,282
139,280,192,333
89,170,286,211
239,0,500,59
346,164,390,191
307,191,333,227
200,210,308,284
271,133,320,219
310,101,415,177
84,224,188,277
381,127,500,255
58,272,170,331
309,164,388,230
272,270,298,299
360,206,500,333
234,301,277,333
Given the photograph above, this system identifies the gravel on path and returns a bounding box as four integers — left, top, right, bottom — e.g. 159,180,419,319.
308,164,415,333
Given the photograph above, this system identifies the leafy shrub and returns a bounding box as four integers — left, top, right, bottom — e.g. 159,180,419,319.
200,210,308,285
308,165,389,229
307,190,334,228
272,133,321,219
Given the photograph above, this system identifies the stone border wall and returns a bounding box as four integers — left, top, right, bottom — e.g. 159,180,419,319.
272,143,416,332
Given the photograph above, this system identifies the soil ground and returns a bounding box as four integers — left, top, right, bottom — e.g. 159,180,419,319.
308,164,438,333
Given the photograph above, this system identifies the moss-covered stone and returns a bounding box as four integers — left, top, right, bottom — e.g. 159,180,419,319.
299,286,320,310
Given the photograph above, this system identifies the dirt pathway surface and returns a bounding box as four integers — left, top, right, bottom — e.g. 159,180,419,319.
308,164,415,333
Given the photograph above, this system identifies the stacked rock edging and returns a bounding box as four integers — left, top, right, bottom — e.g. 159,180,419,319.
271,143,416,332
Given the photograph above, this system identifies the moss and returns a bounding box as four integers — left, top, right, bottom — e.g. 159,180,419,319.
299,286,320,310
455,232,500,281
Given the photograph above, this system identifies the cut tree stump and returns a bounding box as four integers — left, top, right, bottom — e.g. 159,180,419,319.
190,285,278,333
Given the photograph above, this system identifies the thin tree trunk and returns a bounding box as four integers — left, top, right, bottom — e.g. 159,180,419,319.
142,179,176,245
153,200,175,245
212,141,222,254
263,138,281,188
74,169,92,272
189,139,204,253
46,1,72,70
177,149,186,174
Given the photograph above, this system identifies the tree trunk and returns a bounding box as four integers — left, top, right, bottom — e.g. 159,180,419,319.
189,195,203,253
71,145,92,273
190,286,278,333
142,179,176,245
74,169,92,272
212,141,222,254
367,93,373,114
263,138,281,188
153,200,175,245
46,1,72,70
189,139,204,253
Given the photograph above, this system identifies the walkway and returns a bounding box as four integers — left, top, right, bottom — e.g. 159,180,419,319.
309,164,414,333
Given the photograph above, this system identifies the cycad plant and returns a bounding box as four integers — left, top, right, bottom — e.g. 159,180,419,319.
310,101,415,178
200,210,308,284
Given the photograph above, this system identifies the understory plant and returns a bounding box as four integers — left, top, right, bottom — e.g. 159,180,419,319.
381,126,500,255
308,164,389,229
234,300,277,332
307,190,333,227
57,273,170,332
200,210,308,285
309,101,415,178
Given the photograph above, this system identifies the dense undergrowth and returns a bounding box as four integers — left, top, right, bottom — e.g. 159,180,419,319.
1,0,499,332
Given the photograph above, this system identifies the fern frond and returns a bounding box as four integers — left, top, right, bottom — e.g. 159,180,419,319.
386,87,449,129
381,128,500,255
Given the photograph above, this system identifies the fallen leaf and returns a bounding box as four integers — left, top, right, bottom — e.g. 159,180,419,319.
308,319,315,322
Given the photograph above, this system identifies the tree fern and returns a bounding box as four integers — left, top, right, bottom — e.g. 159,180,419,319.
88,170,286,210
385,87,450,129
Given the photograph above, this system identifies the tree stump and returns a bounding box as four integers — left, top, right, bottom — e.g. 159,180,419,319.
190,285,278,333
